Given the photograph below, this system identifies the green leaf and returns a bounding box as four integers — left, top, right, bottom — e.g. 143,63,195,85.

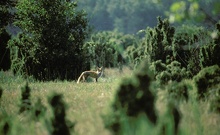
213,2,220,15
170,1,186,12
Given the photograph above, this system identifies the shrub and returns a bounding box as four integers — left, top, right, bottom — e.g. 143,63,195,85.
83,31,136,68
0,120,10,135
83,32,118,68
150,60,190,85
167,81,189,101
19,82,31,113
104,60,157,134
32,98,46,120
133,17,175,64
199,22,220,68
147,17,175,63
49,93,73,135
173,25,208,72
124,17,175,69
193,65,220,99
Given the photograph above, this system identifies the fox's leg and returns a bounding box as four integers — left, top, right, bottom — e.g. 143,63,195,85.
84,75,88,82
82,74,89,82
95,78,98,82
82,75,86,82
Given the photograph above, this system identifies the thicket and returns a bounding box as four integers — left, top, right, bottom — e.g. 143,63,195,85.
199,23,220,68
8,0,89,81
102,18,220,135
126,17,220,78
150,60,190,85
193,65,220,99
83,31,137,68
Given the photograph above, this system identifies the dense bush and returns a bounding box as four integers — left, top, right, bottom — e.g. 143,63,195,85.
166,81,189,101
193,65,220,99
145,17,175,63
83,31,137,68
150,60,190,85
124,17,175,68
8,0,89,81
199,22,220,68
200,44,220,68
173,25,209,76
125,17,218,79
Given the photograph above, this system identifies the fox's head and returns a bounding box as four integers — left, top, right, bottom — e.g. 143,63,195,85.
97,67,103,73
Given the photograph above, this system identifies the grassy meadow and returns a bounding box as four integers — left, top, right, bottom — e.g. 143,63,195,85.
0,67,220,135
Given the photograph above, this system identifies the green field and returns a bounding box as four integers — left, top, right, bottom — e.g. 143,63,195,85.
0,68,220,135
0,68,129,135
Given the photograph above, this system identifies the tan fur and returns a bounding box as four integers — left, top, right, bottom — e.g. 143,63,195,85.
77,67,103,83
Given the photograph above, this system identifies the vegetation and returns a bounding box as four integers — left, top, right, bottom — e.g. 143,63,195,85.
1,0,220,135
77,0,220,33
1,67,220,135
8,0,89,81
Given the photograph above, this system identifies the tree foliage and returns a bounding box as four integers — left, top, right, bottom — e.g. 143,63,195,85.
199,22,220,68
166,0,220,25
150,60,190,85
83,31,137,68
193,65,220,99
0,0,15,32
8,0,89,80
78,0,164,33
0,0,15,71
77,0,220,33
126,17,175,67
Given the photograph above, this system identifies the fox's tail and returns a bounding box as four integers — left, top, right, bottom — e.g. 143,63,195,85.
77,73,84,83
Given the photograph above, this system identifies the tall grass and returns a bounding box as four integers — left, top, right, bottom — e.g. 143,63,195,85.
0,68,220,135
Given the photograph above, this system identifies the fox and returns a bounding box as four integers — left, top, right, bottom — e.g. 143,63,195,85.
77,67,103,83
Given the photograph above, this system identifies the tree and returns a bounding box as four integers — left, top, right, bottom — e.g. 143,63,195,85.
0,0,15,32
8,0,89,80
107,0,164,33
78,0,113,31
0,0,16,71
